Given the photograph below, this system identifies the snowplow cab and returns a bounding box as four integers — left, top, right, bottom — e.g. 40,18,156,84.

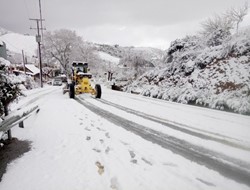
69,61,101,99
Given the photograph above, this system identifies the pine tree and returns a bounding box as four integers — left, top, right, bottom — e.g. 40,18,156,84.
0,60,20,117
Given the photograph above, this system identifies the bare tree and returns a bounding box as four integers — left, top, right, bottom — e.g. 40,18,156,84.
200,13,233,46
201,13,234,36
70,41,103,74
42,29,84,76
43,29,101,76
226,2,248,34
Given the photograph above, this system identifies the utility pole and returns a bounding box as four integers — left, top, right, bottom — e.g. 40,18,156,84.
22,50,26,74
30,18,45,88
38,0,44,42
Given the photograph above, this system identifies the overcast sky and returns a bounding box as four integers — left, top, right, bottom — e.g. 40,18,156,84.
0,0,249,49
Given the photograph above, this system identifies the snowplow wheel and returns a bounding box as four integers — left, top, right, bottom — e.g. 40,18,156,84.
95,84,102,99
69,83,75,99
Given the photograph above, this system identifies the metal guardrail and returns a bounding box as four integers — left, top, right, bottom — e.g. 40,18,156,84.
0,105,39,139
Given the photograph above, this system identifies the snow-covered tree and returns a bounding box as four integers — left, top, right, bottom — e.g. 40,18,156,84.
119,51,154,79
69,42,102,74
226,2,248,34
200,14,233,47
0,58,21,117
200,3,248,46
42,29,98,76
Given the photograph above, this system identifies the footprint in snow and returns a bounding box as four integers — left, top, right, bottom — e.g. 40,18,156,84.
129,150,136,158
105,147,111,154
163,162,178,167
141,157,153,166
129,150,137,164
97,127,105,132
110,177,120,190
95,161,104,175
105,132,110,139
131,159,137,164
85,127,91,131
93,148,101,153
120,141,129,146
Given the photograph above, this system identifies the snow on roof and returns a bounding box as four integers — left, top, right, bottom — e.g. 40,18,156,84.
25,64,40,75
0,40,4,46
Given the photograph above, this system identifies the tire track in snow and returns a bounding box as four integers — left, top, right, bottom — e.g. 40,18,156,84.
96,98,250,151
76,97,250,187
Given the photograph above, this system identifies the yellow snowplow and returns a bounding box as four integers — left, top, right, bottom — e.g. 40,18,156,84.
68,62,101,99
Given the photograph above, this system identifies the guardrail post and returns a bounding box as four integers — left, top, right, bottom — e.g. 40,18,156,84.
19,121,24,128
1,105,39,141
7,130,12,140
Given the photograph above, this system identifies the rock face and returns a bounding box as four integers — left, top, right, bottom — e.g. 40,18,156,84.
125,29,250,114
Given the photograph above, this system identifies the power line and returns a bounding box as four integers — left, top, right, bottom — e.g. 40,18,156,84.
39,0,44,41
28,0,46,88
23,0,34,31
23,0,30,19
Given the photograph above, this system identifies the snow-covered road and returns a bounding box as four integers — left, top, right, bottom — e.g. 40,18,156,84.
0,86,250,190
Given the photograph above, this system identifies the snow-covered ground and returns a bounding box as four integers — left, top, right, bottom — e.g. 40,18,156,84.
98,51,120,65
0,86,250,190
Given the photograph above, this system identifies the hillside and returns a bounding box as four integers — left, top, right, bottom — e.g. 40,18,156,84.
0,27,163,73
0,32,36,57
125,28,250,115
97,51,120,65
0,27,10,36
95,43,164,67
